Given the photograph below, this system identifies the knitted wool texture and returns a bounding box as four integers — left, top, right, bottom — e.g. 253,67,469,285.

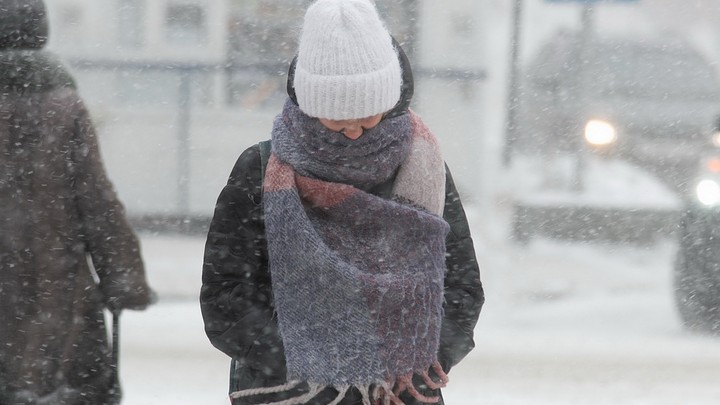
293,0,402,120
231,100,449,405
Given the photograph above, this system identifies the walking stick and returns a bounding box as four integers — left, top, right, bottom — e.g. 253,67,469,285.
109,310,122,405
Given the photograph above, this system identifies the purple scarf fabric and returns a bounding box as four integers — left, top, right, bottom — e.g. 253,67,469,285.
232,100,450,405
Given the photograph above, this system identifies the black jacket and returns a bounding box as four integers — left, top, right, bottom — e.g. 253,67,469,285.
200,143,484,404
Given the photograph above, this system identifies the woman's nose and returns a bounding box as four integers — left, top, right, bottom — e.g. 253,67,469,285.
342,124,363,140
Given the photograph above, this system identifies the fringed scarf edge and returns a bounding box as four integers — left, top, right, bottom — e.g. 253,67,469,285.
229,360,449,405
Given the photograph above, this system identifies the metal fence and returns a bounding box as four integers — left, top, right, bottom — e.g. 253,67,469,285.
68,59,485,233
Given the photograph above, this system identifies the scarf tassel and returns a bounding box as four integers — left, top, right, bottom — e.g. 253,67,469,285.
229,363,448,405
390,362,449,404
229,380,301,398
372,383,403,405
229,381,323,405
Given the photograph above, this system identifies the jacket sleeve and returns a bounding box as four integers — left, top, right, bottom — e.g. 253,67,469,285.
200,145,286,374
437,165,484,372
69,95,153,311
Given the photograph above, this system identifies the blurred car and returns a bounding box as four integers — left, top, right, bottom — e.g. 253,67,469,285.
675,136,720,334
514,31,720,192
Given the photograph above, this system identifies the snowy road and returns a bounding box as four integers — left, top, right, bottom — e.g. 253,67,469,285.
116,206,720,404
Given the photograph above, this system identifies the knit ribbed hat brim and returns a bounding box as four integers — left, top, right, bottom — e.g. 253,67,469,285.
294,58,401,120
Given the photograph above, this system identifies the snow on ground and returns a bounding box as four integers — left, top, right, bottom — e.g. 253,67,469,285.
119,302,229,405
118,235,229,405
116,200,720,405
446,204,720,404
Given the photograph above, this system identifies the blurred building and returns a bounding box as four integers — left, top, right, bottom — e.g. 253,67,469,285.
41,0,487,224
46,0,228,62
415,0,486,199
45,0,228,109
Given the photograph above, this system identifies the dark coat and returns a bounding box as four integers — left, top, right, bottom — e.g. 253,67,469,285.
0,49,154,404
201,143,484,404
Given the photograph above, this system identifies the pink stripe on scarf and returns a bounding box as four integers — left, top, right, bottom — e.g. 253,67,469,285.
296,173,357,208
408,110,440,146
263,155,295,192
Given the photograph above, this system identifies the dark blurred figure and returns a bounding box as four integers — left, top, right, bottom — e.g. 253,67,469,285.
0,1,155,404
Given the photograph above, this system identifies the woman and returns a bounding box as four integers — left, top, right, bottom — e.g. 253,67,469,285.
201,1,483,404
0,1,155,403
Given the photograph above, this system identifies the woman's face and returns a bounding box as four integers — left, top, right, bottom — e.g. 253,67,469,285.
319,114,384,140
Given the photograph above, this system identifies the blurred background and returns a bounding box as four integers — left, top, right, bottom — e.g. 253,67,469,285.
39,0,720,403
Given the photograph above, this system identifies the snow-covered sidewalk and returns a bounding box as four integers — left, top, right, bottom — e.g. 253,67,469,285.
118,213,720,404
119,301,229,405
118,233,228,404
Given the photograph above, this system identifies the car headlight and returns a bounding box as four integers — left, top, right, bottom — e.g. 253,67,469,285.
696,179,720,206
584,119,617,146
705,157,720,173
712,131,720,148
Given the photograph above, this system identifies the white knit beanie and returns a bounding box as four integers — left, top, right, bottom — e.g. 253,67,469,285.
294,0,402,120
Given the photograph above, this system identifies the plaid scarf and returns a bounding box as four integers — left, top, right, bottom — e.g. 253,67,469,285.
232,100,449,405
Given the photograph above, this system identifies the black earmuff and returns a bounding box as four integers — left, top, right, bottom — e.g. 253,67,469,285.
287,55,299,106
